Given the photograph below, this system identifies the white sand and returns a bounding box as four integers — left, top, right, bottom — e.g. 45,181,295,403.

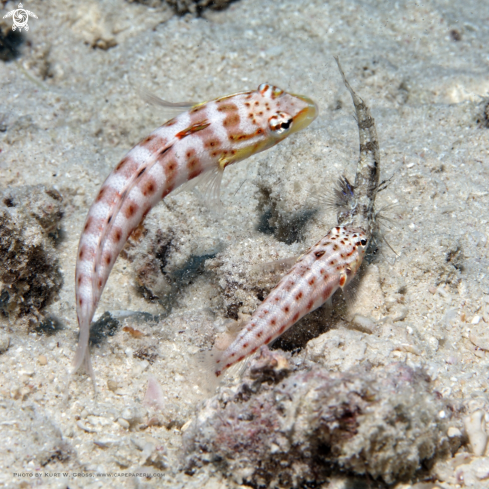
1,0,489,486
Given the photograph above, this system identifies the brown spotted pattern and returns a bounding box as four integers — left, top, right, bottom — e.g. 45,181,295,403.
214,226,367,376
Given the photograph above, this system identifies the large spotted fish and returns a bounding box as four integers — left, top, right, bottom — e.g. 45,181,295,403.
213,226,368,376
73,84,317,383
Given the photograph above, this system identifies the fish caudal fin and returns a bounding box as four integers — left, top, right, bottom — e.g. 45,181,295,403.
71,317,97,391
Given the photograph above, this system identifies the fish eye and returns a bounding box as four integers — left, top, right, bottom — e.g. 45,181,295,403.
269,112,293,135
360,239,368,246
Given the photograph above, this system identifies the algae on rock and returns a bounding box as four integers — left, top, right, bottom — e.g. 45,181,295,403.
0,185,63,323
184,348,454,487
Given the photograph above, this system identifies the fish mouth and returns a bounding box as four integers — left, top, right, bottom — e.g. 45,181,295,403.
292,94,318,132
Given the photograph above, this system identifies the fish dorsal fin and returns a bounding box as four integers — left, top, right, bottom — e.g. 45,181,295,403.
137,88,196,121
139,88,195,110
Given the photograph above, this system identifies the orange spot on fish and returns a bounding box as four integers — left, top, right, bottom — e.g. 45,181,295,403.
84,217,93,232
223,113,241,128
96,187,107,202
125,202,138,219
187,156,202,179
322,286,333,299
141,178,157,196
115,157,130,173
217,103,238,113
142,134,156,145
176,121,210,139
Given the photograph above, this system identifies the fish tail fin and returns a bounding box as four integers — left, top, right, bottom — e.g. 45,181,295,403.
66,316,97,398
197,338,251,379
72,316,90,373
193,345,225,394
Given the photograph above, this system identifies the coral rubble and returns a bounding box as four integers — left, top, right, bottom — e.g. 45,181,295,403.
184,348,453,487
0,185,63,322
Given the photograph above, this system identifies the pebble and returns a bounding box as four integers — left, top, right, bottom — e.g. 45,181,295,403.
132,359,149,376
396,343,420,355
463,410,487,456
107,379,119,392
76,420,98,433
350,315,376,334
469,327,489,351
38,355,48,365
427,336,439,352
448,426,462,438
392,306,408,322
0,333,10,354
117,418,130,429
94,437,120,449
20,366,35,377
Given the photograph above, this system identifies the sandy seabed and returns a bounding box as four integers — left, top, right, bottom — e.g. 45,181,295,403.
1,0,489,487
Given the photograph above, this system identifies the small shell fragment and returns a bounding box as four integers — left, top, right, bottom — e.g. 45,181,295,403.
123,326,145,338
77,420,98,433
469,328,489,351
0,333,10,354
463,410,487,456
107,379,119,392
117,418,130,429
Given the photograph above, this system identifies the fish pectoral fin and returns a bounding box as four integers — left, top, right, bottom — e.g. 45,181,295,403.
341,270,362,305
194,167,225,214
171,167,225,213
254,255,302,279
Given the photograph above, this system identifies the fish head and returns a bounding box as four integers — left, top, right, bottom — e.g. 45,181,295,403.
219,84,317,168
256,84,318,143
345,227,369,275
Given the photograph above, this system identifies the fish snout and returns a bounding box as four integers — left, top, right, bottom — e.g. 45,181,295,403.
292,94,318,132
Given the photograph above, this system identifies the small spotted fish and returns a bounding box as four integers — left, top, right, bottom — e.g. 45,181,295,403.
211,59,381,378
213,226,368,376
73,84,318,384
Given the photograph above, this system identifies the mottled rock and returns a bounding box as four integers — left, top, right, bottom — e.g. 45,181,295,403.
0,331,10,353
0,185,63,322
305,328,396,370
166,0,236,15
0,399,74,471
206,236,300,319
184,348,452,487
